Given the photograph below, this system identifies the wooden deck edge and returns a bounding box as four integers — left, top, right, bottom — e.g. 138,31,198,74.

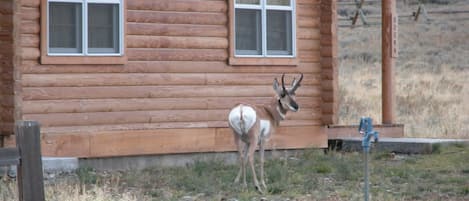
327,124,404,139
6,126,328,158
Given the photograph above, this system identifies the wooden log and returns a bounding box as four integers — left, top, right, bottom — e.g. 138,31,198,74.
382,0,397,124
298,16,320,28
299,50,321,63
20,7,40,21
127,0,227,13
127,10,227,25
21,47,40,60
206,73,320,86
24,110,225,127
21,61,322,74
127,48,228,61
126,35,228,49
22,73,208,87
20,20,40,34
297,39,320,51
16,121,46,201
297,28,320,40
127,23,228,37
20,34,39,48
40,125,326,157
23,97,320,114
22,0,40,8
297,0,321,5
297,4,320,17
24,108,320,127
22,73,319,87
23,85,322,100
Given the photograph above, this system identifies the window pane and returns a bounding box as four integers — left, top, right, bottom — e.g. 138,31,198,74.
267,0,290,6
88,3,119,54
267,10,292,55
236,0,260,5
235,9,262,55
49,2,82,54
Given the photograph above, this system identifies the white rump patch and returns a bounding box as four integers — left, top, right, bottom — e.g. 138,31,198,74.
260,120,271,139
228,105,256,135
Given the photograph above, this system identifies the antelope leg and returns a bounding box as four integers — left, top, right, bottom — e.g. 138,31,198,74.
234,138,248,188
259,140,267,191
247,142,263,194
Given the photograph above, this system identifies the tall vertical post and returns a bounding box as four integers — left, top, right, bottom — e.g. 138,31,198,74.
382,0,397,124
16,121,45,201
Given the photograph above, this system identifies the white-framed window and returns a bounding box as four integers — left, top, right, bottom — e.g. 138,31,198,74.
234,0,295,57
47,0,123,56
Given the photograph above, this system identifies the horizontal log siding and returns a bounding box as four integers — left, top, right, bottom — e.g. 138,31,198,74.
18,0,325,156
0,0,14,135
320,0,339,125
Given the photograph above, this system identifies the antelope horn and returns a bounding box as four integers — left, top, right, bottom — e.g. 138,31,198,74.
290,73,303,93
281,73,287,93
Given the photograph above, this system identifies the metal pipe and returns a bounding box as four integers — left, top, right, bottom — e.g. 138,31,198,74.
364,149,369,201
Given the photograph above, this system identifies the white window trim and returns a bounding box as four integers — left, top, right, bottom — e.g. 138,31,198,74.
47,0,124,56
234,0,296,58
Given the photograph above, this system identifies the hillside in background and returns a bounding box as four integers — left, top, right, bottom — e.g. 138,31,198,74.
337,0,469,138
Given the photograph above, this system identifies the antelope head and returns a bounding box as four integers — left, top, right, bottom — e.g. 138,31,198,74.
273,73,303,112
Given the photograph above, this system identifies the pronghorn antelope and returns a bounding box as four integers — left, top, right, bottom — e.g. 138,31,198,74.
228,73,303,193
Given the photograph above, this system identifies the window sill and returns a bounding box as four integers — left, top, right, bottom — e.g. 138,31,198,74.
228,57,298,66
40,55,128,65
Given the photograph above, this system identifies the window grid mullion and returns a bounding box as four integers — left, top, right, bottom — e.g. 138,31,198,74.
261,0,267,57
83,0,88,55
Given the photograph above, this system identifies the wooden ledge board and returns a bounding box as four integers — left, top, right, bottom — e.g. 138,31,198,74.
31,126,327,158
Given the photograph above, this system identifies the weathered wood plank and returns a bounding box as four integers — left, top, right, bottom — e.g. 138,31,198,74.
127,10,227,25
297,4,320,17
298,39,320,51
40,126,326,157
214,126,327,152
297,28,320,40
20,6,40,20
16,121,46,201
22,73,320,87
22,73,207,87
20,20,39,34
23,97,320,114
23,85,321,100
126,35,228,49
127,0,227,13
127,23,228,37
24,109,319,127
127,48,228,61
21,61,321,74
20,34,39,48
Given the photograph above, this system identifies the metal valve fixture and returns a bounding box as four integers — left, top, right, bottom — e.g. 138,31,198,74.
358,117,379,201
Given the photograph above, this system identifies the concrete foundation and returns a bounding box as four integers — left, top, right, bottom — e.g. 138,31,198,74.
340,137,469,154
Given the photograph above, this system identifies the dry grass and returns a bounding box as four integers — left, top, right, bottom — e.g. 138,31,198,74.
2,144,469,201
338,1,469,138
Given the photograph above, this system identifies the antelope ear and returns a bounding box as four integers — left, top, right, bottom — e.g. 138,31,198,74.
273,78,282,95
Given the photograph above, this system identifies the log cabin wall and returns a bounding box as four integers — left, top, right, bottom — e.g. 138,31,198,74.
14,0,332,157
0,0,14,136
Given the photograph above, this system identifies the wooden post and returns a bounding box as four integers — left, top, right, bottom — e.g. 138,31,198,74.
352,0,368,26
16,121,45,201
382,0,396,124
